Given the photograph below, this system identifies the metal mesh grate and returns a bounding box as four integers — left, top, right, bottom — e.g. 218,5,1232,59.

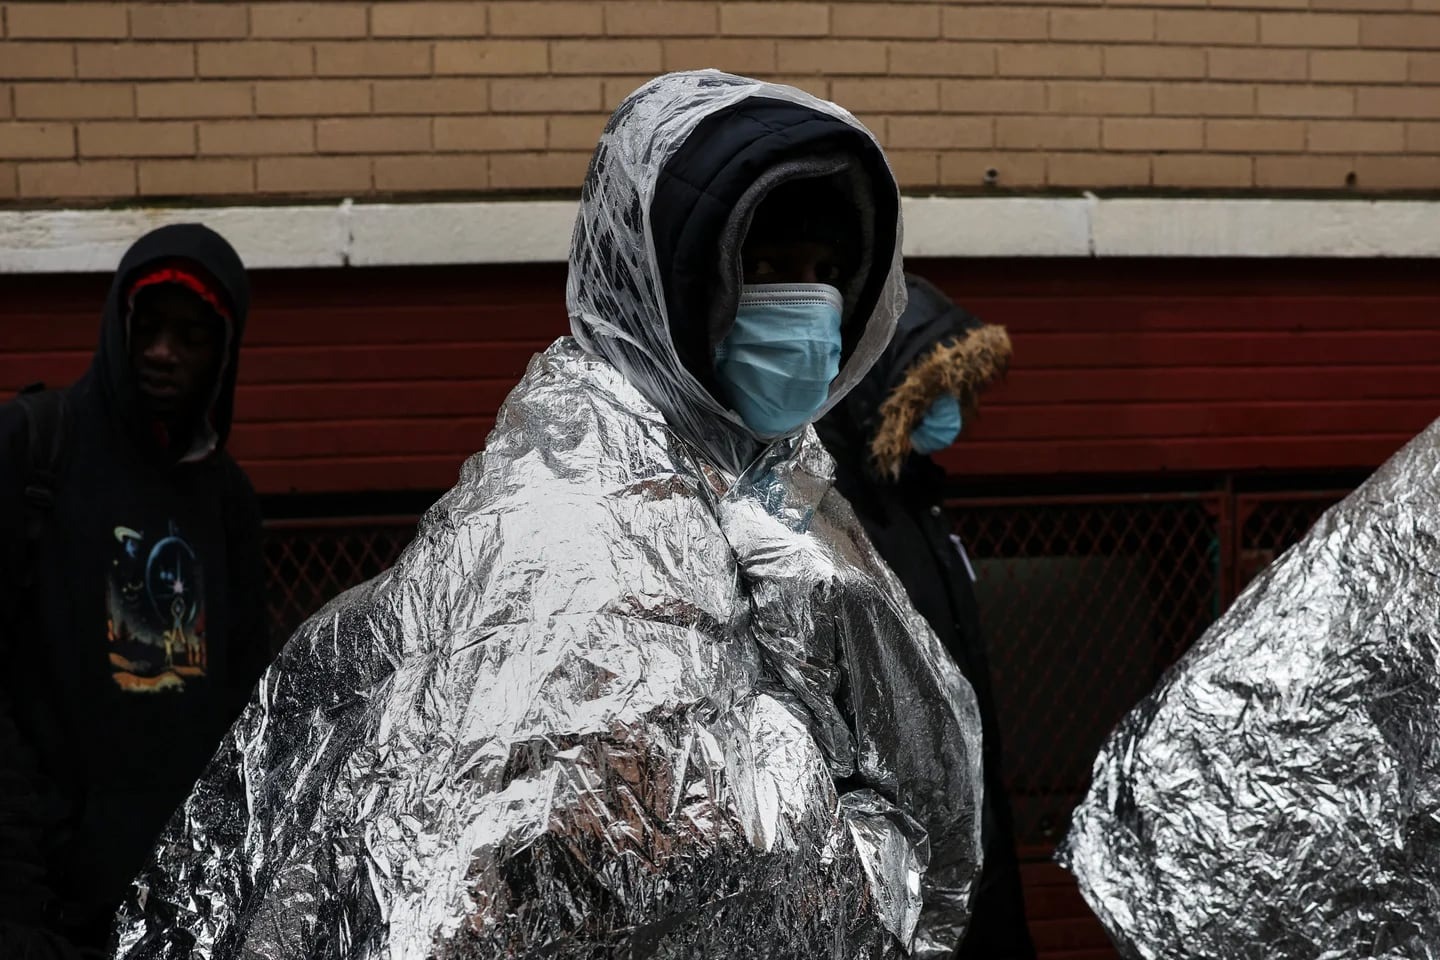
1236,492,1349,593
263,516,417,648
950,494,1222,845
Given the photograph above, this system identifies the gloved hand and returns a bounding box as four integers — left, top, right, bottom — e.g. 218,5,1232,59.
910,394,963,455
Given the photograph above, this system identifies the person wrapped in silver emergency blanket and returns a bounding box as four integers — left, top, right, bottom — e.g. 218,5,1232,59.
112,71,985,960
1060,420,1440,960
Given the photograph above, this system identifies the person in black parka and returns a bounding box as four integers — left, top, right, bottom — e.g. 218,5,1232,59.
0,225,270,958
816,273,1035,960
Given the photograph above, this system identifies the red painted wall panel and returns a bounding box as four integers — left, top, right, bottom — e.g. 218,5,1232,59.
2,259,1437,494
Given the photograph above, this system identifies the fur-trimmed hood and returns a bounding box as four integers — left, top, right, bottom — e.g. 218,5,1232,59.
818,274,1011,481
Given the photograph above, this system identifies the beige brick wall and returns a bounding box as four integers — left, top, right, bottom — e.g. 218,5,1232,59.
1,0,1438,203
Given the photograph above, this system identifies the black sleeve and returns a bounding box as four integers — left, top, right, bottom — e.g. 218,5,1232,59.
220,458,271,721
0,406,79,957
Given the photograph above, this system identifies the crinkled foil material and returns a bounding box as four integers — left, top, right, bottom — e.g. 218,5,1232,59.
1060,419,1440,960
114,72,983,960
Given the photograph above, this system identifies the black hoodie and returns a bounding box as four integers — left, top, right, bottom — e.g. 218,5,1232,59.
816,275,1035,960
0,225,268,955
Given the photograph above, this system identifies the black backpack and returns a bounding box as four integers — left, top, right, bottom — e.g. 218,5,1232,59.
12,384,71,582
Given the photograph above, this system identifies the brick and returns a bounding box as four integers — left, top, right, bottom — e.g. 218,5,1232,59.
1361,16,1440,49
318,41,433,77
1103,117,1204,150
6,3,126,38
489,150,590,188
1209,48,1307,81
1312,0,1407,9
252,4,368,39
139,158,252,195
257,80,369,116
435,41,547,75
1357,86,1440,118
371,2,489,37
0,89,10,120
768,74,831,101
1047,152,1151,187
997,115,1099,149
433,115,546,151
131,4,249,40
888,115,993,148
663,39,777,74
1310,50,1409,82
830,78,940,112
942,78,1046,113
1154,83,1255,116
79,120,195,157
1051,9,1155,42
198,43,314,78
546,113,607,150
836,4,939,39
779,40,892,75
77,43,195,80
1105,45,1206,78
0,43,76,79
256,155,371,193
1308,119,1405,151
1353,155,1440,189
491,3,604,37
719,3,829,37
1260,13,1359,46
1410,53,1440,83
0,121,73,158
374,78,491,115
1047,81,1151,115
1258,85,1355,117
15,82,133,119
490,76,599,112
317,117,431,153
374,153,490,192
606,3,718,37
852,113,886,142
886,150,939,187
0,163,17,199
996,44,1100,78
1407,122,1440,152
200,119,314,155
1255,155,1354,187
552,40,662,75
942,8,1047,40
940,151,1045,188
890,41,997,77
1205,118,1306,151
1209,0,1306,9
138,81,251,119
19,159,134,197
1155,11,1258,44
1153,154,1253,187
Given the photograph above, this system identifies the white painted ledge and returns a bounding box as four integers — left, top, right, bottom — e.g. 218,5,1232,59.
1,196,1438,273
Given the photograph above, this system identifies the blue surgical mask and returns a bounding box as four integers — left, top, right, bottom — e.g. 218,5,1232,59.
714,283,843,438
911,393,962,455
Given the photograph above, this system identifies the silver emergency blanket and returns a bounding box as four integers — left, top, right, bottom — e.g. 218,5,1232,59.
114,71,984,960
1060,418,1440,960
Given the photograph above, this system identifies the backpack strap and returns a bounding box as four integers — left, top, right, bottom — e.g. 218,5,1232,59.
13,385,71,573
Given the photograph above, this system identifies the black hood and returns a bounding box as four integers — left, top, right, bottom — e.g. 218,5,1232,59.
818,274,1008,481
95,223,249,461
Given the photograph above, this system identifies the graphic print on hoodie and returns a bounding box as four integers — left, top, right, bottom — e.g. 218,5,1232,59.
0,223,269,951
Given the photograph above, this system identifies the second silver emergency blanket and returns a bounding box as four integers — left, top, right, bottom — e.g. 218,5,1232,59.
1061,419,1440,960
114,71,983,960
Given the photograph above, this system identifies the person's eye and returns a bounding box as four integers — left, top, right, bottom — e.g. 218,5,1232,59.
816,262,842,284
184,323,216,346
748,258,776,279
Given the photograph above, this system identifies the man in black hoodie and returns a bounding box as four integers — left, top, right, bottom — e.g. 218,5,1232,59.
816,274,1035,960
0,224,269,958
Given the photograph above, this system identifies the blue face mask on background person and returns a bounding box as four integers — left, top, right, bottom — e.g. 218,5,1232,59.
911,393,963,455
714,283,843,438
